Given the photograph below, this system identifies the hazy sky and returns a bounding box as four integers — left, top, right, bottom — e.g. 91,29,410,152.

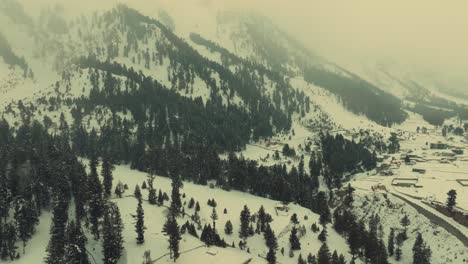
18,0,468,91
218,0,468,90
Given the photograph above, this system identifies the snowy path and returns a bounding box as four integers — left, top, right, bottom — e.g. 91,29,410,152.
389,190,468,247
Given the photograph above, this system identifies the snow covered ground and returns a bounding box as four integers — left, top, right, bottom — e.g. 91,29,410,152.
8,161,359,264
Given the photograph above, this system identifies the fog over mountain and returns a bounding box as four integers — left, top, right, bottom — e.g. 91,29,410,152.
17,0,467,95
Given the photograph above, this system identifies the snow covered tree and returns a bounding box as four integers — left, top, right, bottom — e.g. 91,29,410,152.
413,233,431,264
14,198,39,252
102,202,124,264
147,174,157,205
264,223,278,250
239,205,251,239
170,173,183,216
87,156,104,240
64,220,89,264
162,215,181,261
45,198,68,264
224,220,233,235
134,198,146,244
101,157,114,198
289,226,301,250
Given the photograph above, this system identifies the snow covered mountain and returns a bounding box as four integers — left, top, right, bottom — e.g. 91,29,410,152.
0,1,467,264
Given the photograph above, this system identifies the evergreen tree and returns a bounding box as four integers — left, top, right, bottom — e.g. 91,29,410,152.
134,198,146,244
102,202,124,264
45,198,68,264
101,157,114,198
239,205,251,239
211,207,218,230
224,220,233,235
413,233,431,264
318,225,327,243
264,223,278,250
387,228,395,256
134,184,142,200
317,192,331,225
147,175,157,205
317,243,331,264
446,189,457,212
290,213,299,225
289,226,301,250
162,215,181,261
88,157,104,240
157,189,164,206
266,247,276,264
64,221,89,264
170,173,183,216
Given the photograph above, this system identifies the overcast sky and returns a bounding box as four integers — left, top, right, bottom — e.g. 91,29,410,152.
218,0,468,91
19,0,468,92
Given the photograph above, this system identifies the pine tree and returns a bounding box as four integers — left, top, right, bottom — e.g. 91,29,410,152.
387,228,395,256
446,189,457,212
290,213,299,225
147,175,157,205
134,184,142,200
347,222,362,256
134,198,146,244
101,157,114,198
45,198,68,264
289,226,301,250
102,202,124,264
88,157,104,240
331,251,339,264
318,225,327,243
264,223,278,250
239,205,251,239
400,215,410,240
64,220,89,264
14,198,39,253
266,247,276,264
162,215,181,261
157,189,164,206
317,243,331,264
170,173,183,216
188,198,195,209
317,192,331,225
307,253,317,264
224,220,233,235
211,207,218,230
413,233,431,264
